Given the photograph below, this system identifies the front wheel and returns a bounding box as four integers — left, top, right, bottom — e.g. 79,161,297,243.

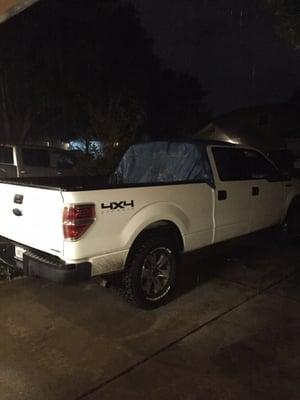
119,233,178,309
282,200,300,240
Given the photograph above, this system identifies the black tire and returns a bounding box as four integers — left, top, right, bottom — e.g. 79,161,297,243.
283,200,300,240
119,232,178,309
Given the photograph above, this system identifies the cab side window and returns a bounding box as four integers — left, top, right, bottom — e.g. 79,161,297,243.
244,150,281,181
212,147,249,181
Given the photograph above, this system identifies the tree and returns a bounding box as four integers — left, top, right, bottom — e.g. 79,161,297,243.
0,0,209,151
0,0,154,145
0,17,58,144
288,87,300,104
147,69,210,139
264,0,300,48
89,91,146,148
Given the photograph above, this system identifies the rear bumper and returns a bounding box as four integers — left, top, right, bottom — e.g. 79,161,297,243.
22,252,92,284
0,238,91,284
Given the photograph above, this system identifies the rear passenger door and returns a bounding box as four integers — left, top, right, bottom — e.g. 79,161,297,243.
244,150,284,232
209,147,251,243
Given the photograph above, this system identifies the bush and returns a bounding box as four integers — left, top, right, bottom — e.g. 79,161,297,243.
0,263,11,280
0,259,23,281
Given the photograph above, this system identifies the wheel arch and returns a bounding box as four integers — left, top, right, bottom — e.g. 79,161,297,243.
285,194,300,220
124,220,184,268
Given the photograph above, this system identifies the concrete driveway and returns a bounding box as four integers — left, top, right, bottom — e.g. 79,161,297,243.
0,232,299,400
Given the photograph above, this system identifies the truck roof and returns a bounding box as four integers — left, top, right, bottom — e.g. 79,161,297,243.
139,139,234,147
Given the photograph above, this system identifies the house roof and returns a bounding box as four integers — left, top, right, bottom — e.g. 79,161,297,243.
0,0,39,24
193,104,295,150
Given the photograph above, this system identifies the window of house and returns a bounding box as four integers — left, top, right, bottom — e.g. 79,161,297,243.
0,147,14,164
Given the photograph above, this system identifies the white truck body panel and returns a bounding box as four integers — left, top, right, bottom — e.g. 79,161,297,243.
62,183,214,274
0,181,214,276
248,179,284,231
0,183,64,256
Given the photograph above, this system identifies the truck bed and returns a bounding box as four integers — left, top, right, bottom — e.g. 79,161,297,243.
0,175,211,191
0,175,110,191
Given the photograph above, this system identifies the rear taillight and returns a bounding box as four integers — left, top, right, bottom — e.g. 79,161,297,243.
63,204,96,241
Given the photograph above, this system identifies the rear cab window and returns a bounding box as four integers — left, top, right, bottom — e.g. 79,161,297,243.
114,141,214,187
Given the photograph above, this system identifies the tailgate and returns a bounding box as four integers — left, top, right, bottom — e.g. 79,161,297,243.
0,183,64,257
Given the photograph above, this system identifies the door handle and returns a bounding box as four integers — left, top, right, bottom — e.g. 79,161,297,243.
252,187,259,196
218,190,227,201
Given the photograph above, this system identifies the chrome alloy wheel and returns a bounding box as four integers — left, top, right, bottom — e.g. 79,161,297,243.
140,247,173,301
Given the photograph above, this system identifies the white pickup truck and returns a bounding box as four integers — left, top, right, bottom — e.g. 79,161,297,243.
0,140,299,308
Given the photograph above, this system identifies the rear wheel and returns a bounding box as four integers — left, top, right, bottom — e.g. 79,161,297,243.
119,233,178,309
283,200,300,239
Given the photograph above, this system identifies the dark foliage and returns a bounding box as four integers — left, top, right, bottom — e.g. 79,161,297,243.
264,0,300,48
0,0,209,147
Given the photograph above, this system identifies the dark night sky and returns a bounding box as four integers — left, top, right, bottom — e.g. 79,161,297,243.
132,0,300,115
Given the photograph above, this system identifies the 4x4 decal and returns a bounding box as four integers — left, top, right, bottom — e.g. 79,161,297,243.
101,200,134,212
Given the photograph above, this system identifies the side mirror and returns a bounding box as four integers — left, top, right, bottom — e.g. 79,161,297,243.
281,170,292,181
268,168,290,182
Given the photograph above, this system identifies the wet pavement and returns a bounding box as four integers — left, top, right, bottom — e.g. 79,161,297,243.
0,232,299,400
